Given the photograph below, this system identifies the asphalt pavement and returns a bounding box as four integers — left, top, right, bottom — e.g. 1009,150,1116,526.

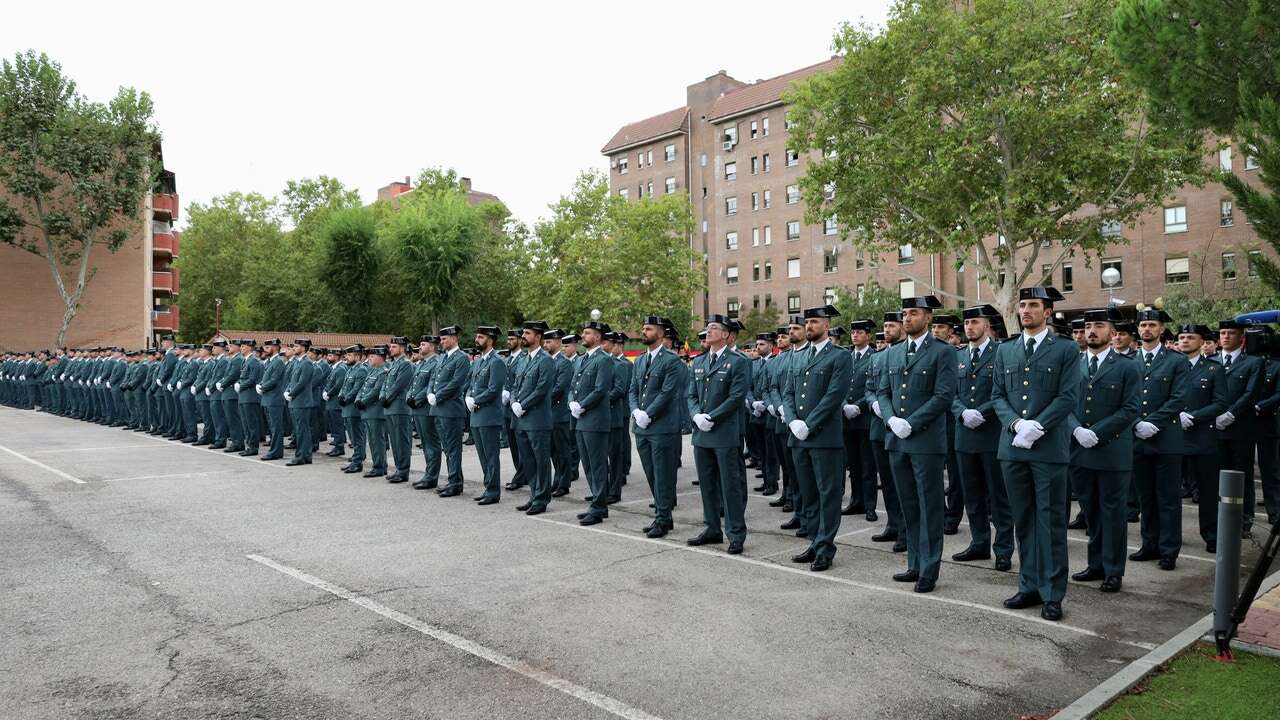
0,406,1256,719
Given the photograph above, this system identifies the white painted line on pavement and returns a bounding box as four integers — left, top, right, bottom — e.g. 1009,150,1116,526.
246,554,665,720
105,470,234,482
26,443,177,455
0,443,87,484
528,516,1157,652
835,525,880,540
136,434,288,470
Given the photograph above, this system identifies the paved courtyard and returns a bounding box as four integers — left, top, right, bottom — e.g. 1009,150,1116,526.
0,406,1259,719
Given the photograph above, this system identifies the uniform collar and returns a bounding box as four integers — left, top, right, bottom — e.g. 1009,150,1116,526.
1024,326,1050,349
1086,346,1111,364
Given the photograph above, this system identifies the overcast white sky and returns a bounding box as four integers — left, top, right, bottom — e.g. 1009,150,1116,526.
4,0,890,228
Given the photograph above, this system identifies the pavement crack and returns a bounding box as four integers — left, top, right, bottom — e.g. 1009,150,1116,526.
223,594,348,630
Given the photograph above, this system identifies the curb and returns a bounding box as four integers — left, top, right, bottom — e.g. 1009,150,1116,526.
1051,567,1280,719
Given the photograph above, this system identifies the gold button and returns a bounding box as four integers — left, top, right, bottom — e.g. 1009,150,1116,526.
1022,409,1028,415
1024,367,1030,372
1142,401,1148,405
1023,381,1029,386
1021,395,1027,400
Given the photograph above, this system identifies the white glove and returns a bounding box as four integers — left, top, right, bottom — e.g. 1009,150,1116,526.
787,419,810,440
156,378,162,386
766,404,777,418
569,400,583,416
322,391,330,401
888,416,912,439
215,382,223,391
465,396,477,413
962,409,985,429
255,384,263,395
842,404,858,419
1179,411,1195,430
190,387,196,395
1073,426,1099,448
871,400,883,419
59,374,65,381
632,409,651,428
205,388,211,396
175,381,182,390
166,384,173,391
1215,411,1235,430
501,389,511,404
693,413,715,433
1134,421,1159,439
511,401,525,417
427,392,438,407
1013,419,1045,442
1011,433,1035,449
106,382,112,389
744,398,753,410
233,382,241,393
753,400,766,414
283,391,292,402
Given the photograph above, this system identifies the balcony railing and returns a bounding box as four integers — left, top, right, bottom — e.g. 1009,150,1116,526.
152,305,180,332
153,231,176,256
152,268,180,295
153,193,179,220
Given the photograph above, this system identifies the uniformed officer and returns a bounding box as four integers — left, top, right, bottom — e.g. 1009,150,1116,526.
173,345,199,441
408,336,441,489
217,339,245,453
841,319,877,520
257,338,287,460
778,317,810,533
429,326,470,497
766,324,796,513
606,331,633,503
283,339,316,466
875,296,956,591
751,332,780,496
510,320,555,513
1130,308,1189,570
205,341,229,448
236,339,264,457
952,305,1014,571
322,348,348,457
337,345,369,474
191,345,215,443
502,330,526,488
1068,308,1140,594
570,320,614,523
356,345,389,476
992,286,1080,622
785,305,856,572
543,330,575,497
630,316,683,537
1255,331,1280,527
562,333,585,484
1215,319,1264,536
466,326,507,504
1112,323,1138,357
687,315,751,552
868,312,907,552
1177,325,1228,551
381,336,414,484
1071,318,1087,352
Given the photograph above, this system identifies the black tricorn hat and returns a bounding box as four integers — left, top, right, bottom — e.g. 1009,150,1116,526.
1219,319,1243,330
1070,318,1085,330
704,315,732,330
874,332,886,341
1082,307,1124,325
522,320,549,334
788,315,805,327
901,295,943,310
241,338,257,347
390,336,410,346
561,333,580,344
476,325,501,339
368,345,388,356
883,311,903,323
803,304,841,319
1116,322,1138,334
643,315,672,328
439,325,464,337
1136,308,1174,324
506,328,521,338
829,326,847,337
756,332,776,342
850,319,875,332
962,305,1000,320
1178,324,1214,341
263,337,282,346
932,314,960,325
543,329,564,340
291,338,311,348
1018,286,1065,303
344,344,364,353
582,320,612,333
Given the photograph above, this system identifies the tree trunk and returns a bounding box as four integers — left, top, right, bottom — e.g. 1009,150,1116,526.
992,281,1017,335
56,301,75,349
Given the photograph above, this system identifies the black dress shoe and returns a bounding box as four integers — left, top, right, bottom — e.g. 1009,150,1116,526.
605,496,621,504
1041,601,1063,621
810,556,831,572
892,570,919,583
342,464,363,474
1067,513,1087,530
260,454,282,461
1126,510,1139,523
210,443,226,450
518,503,533,512
193,440,211,446
324,448,343,457
526,505,546,516
1128,549,1158,562
871,530,898,543
1206,542,1217,554
551,488,569,498
792,548,817,564
942,524,959,536
1071,567,1104,582
840,502,862,516
795,529,809,538
476,496,499,506
768,497,787,507
865,510,878,522
1158,558,1177,571
952,547,991,562
914,578,936,593
781,504,794,513
645,524,670,539
891,540,907,553
388,475,408,484
504,481,521,490
284,442,297,450
687,532,723,546
438,487,462,498
780,518,801,530
761,486,778,496
995,557,1012,572
583,495,595,502
1003,591,1043,609
224,446,244,453
238,449,258,457
753,482,767,492
286,458,309,466
1100,576,1122,593
412,481,433,490
362,470,385,478
727,541,744,555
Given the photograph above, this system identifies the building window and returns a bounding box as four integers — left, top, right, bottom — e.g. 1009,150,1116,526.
752,262,760,281
856,283,866,301
1245,146,1259,170
727,298,740,318
763,225,772,245
617,157,628,174
749,227,758,247
726,231,738,251
701,219,708,233
726,265,739,285
764,293,773,307
725,196,738,215
1101,258,1123,288
823,183,835,201
824,287,837,305
724,161,737,181
665,177,676,194
751,192,759,211
752,295,760,310
762,117,770,136
786,149,800,167
723,126,738,149
763,189,772,209
1164,256,1189,284
1040,264,1052,286
700,153,707,167
1222,252,1237,280
762,153,771,173
664,144,676,162
787,294,801,312
1219,147,1233,171
1249,250,1263,277
869,254,878,268
764,260,772,280
1164,205,1187,233
786,185,800,204
646,181,653,197
750,120,759,139
646,149,653,166
1062,262,1074,292
855,251,865,270
637,151,644,168
824,250,838,273
787,257,801,278
619,188,628,199
1221,199,1234,226
785,114,797,131
823,217,838,235
899,279,915,298
898,243,914,264
750,156,759,175
786,221,800,240
1040,238,1052,248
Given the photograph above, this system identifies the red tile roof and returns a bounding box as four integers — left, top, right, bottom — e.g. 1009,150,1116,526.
707,57,842,122
601,107,690,154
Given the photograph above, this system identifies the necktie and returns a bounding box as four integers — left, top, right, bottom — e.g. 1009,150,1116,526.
1224,353,1233,371
1025,337,1037,359
809,346,817,361
971,349,980,366
908,340,917,356
1144,352,1153,366
1089,355,1098,378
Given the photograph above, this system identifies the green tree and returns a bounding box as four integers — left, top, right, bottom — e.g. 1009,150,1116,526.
520,170,703,338
281,175,361,228
786,0,1206,325
738,305,782,341
1160,280,1280,328
415,166,464,195
0,50,159,347
1112,0,1280,296
831,279,901,327
318,206,380,332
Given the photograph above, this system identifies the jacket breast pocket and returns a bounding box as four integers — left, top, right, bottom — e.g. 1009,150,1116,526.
907,367,932,390
1032,365,1058,391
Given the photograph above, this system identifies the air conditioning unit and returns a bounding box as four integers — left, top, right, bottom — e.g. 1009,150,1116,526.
723,140,736,151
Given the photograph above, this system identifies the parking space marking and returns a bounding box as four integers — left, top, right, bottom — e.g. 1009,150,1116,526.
105,470,235,482
528,516,1157,651
247,554,665,720
136,434,289,470
26,443,180,455
0,443,87,484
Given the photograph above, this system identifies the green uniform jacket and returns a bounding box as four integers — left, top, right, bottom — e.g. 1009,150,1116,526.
1182,357,1227,456
550,354,572,424
218,354,244,400
408,355,439,416
610,354,632,429
1133,347,1189,456
259,354,286,407
785,341,855,449
1068,351,1141,470
951,342,1001,454
569,348,613,433
514,348,556,431
357,365,386,419
468,351,506,427
380,356,412,415
430,350,470,418
286,357,317,409
339,362,369,419
629,347,683,435
687,348,750,448
324,362,347,411
991,331,1081,464
237,354,264,404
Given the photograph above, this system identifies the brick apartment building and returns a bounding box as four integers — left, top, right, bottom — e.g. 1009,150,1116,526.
376,176,502,209
602,59,1271,320
0,147,181,351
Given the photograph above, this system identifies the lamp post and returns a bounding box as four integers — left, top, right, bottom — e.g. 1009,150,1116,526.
214,298,223,336
590,308,602,322
1101,268,1122,307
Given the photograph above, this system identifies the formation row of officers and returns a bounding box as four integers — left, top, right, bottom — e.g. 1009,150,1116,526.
3,285,1275,623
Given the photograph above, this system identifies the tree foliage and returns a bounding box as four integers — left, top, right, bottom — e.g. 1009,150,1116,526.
0,50,159,346
319,206,380,331
786,0,1207,324
831,279,903,327
738,305,782,342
